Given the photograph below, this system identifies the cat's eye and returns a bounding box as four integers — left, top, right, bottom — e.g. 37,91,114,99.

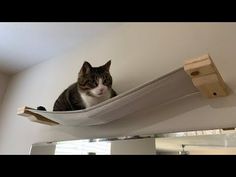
87,80,97,87
103,77,111,85
94,82,98,87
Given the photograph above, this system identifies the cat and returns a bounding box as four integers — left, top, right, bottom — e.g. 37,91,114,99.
37,60,117,111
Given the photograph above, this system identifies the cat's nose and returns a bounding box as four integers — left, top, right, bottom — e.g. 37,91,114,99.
97,89,104,95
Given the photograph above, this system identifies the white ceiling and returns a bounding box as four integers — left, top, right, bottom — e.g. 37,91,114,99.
0,22,121,75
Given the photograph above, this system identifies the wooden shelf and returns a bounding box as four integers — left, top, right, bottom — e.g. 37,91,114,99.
17,54,229,126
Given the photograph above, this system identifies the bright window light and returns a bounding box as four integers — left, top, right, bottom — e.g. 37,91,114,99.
55,140,111,155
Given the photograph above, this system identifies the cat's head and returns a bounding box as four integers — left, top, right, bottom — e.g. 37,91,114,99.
78,60,113,97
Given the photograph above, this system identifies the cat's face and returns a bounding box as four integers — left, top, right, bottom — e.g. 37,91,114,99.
78,60,113,97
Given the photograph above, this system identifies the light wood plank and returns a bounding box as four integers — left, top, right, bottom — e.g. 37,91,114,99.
17,106,59,126
184,54,229,98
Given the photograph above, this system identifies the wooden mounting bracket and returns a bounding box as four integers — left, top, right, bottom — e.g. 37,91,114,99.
17,106,59,126
184,54,228,98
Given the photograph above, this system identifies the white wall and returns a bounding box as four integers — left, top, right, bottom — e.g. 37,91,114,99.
0,72,9,107
1,23,236,154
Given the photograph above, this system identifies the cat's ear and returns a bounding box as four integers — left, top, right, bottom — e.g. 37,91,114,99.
79,61,92,76
103,60,111,72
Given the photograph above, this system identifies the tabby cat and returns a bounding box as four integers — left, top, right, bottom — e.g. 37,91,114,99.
38,60,117,111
